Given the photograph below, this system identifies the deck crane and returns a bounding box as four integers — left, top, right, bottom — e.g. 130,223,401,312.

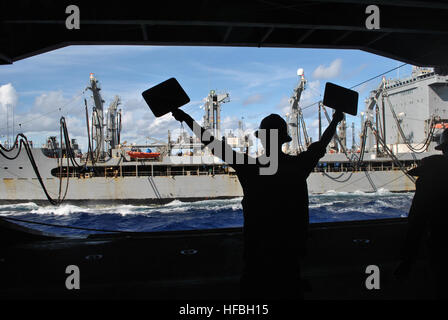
105,95,122,151
286,68,309,155
202,90,230,139
363,76,387,154
87,74,123,160
87,73,106,160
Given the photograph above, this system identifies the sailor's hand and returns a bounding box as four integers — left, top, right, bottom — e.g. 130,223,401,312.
333,110,344,123
172,109,189,122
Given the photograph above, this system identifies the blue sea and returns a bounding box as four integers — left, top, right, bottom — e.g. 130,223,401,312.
0,189,413,237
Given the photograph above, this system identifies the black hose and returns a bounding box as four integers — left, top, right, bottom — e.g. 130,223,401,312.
85,99,94,164
0,135,23,160
16,134,60,205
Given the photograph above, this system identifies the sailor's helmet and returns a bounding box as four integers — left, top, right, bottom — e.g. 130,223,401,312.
254,114,292,143
435,128,448,151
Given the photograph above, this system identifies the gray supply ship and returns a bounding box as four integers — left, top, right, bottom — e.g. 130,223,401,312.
1,67,447,204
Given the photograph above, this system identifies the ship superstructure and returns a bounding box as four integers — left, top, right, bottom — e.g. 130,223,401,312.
299,66,448,193
1,68,447,204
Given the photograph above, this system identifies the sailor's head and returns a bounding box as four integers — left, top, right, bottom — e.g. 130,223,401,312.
435,128,448,156
254,114,292,149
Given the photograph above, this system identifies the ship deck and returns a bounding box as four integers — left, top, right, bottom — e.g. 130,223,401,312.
0,216,434,300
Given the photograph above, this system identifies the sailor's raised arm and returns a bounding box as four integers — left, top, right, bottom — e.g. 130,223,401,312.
172,109,246,165
319,110,344,148
299,110,344,174
172,109,208,142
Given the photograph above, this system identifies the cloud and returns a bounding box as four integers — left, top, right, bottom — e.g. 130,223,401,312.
145,113,178,136
312,59,342,79
32,90,68,113
275,80,322,117
276,96,291,116
300,80,322,117
119,97,147,111
192,62,297,89
341,63,368,80
270,79,326,144
9,93,71,138
353,82,370,96
1,84,189,151
243,93,264,106
0,83,18,113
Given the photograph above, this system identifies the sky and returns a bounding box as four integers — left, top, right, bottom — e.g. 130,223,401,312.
0,45,414,151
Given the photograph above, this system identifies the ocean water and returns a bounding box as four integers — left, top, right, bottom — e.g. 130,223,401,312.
0,189,413,237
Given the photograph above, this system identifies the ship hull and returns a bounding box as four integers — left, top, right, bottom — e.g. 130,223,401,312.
0,170,415,205
0,148,417,204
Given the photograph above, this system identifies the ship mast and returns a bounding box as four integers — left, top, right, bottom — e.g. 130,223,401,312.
203,90,230,139
287,68,307,155
363,76,387,154
88,73,106,160
105,95,121,150
338,113,347,151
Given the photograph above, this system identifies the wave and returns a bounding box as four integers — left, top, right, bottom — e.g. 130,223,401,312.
0,194,409,230
309,200,345,208
309,190,412,218
316,188,396,197
0,197,244,217
157,198,242,214
0,202,39,211
353,188,392,196
0,195,411,234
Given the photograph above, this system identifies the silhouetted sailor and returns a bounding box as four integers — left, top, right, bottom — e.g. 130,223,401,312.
395,128,448,299
172,108,343,299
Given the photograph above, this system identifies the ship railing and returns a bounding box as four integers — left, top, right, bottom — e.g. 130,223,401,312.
119,168,228,177
51,161,418,178
53,172,78,178
313,159,418,173
52,163,418,176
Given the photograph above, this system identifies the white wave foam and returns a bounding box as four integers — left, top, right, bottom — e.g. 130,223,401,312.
100,204,146,216
157,198,242,214
353,188,392,196
309,191,412,216
319,190,349,196
309,200,345,208
0,202,39,211
375,188,392,195
164,200,185,207
331,205,385,214
29,204,85,216
317,188,392,197
0,200,241,217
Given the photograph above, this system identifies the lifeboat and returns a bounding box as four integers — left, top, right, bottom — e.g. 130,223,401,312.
434,123,448,129
127,151,160,159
